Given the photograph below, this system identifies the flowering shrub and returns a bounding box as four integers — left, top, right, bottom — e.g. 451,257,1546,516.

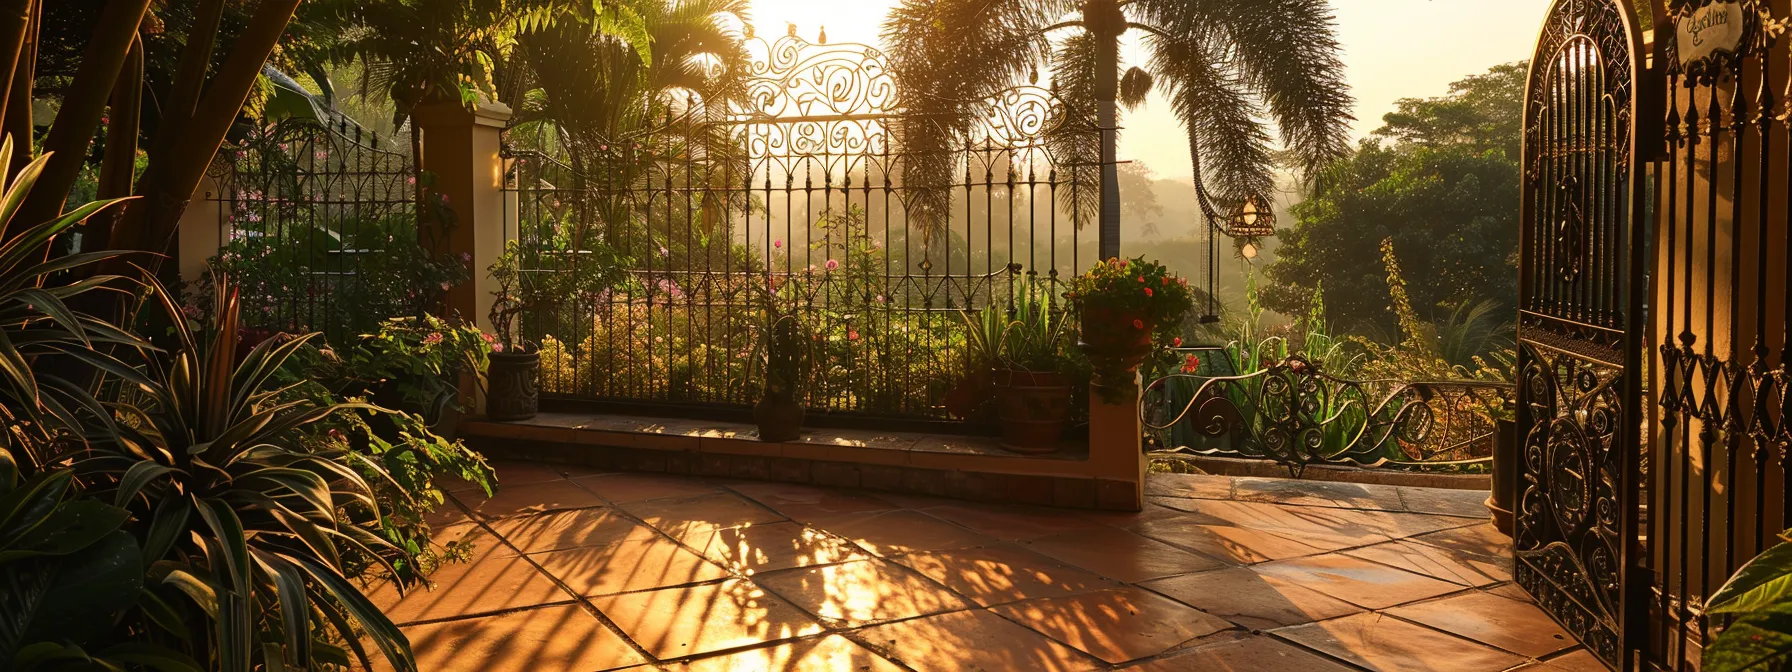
1068,256,1196,341
347,315,495,420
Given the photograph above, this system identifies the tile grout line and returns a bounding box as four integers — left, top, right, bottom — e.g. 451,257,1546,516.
443,477,662,666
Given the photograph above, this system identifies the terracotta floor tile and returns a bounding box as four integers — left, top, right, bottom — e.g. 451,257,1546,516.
1408,523,1512,558
1386,591,1575,657
621,492,788,536
589,579,823,659
456,479,609,520
486,460,573,488
819,510,997,557
487,507,661,554
421,501,472,527
367,544,573,624
1025,526,1227,582
993,586,1233,664
1141,567,1361,630
1398,486,1494,518
679,521,867,575
1232,477,1405,512
895,543,1117,607
856,609,1101,672
1486,582,1535,603
673,634,904,672
920,504,1108,541
1150,498,1466,546
534,537,730,596
1343,538,1512,587
1143,474,1236,501
1276,612,1526,672
726,482,898,521
754,557,969,627
1115,634,1354,671
1249,553,1461,610
378,604,645,672
573,472,727,503
1525,649,1609,671
1128,518,1325,564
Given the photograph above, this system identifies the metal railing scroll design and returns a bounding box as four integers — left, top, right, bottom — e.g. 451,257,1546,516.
1144,354,1516,475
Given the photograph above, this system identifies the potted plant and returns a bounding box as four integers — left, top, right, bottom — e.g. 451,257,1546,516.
947,304,1007,421
747,283,813,442
992,282,1075,454
1070,257,1196,401
347,314,493,436
488,239,628,421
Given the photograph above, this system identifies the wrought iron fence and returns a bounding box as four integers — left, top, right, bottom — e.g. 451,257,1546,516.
504,33,1097,421
1144,353,1515,475
203,118,427,344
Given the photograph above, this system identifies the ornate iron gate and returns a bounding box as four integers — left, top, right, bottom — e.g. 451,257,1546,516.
1514,0,1653,669
504,31,1098,422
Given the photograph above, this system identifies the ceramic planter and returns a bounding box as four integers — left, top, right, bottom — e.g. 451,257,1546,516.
1488,418,1519,536
487,350,540,421
754,393,805,442
993,368,1072,454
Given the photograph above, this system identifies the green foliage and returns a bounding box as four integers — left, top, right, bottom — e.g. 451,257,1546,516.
1376,61,1527,159
999,280,1073,373
1267,61,1525,336
0,470,200,671
190,213,470,339
345,315,495,418
1706,531,1792,672
489,238,630,351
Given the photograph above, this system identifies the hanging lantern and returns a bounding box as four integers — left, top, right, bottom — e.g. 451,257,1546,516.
1225,195,1276,239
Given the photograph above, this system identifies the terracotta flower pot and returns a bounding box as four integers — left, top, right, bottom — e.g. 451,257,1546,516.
993,368,1072,454
1080,306,1155,367
755,393,806,442
944,368,998,422
487,350,540,421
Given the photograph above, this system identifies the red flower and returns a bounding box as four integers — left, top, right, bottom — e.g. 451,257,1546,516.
1181,354,1201,374
1172,337,1182,347
1137,276,1145,283
1162,276,1170,285
1132,319,1144,330
1144,287,1153,297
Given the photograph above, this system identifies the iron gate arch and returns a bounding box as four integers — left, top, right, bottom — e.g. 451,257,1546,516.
505,31,1101,422
1515,0,1653,669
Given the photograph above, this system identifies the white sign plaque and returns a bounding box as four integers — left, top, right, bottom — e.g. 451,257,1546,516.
1677,2,1748,66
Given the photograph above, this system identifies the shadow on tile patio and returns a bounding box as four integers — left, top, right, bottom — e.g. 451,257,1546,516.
363,464,1596,671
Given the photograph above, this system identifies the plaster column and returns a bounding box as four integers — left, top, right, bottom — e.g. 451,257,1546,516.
1088,372,1147,511
411,100,513,333
176,175,222,285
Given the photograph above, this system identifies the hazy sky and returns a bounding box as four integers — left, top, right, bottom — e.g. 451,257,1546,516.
745,0,1552,182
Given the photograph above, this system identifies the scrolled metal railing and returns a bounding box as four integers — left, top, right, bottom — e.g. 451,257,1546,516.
1144,353,1515,476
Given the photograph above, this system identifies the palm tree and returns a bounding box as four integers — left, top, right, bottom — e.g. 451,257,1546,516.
881,0,1354,258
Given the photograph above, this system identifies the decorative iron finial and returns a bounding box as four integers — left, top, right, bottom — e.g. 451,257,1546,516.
787,23,797,37
744,24,753,38
819,26,827,44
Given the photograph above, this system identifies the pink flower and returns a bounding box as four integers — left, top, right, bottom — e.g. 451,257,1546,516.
481,333,496,343
424,332,444,345
1132,319,1144,330
461,252,473,263
440,282,453,291
492,343,505,353
774,239,783,249
848,329,859,341
1144,287,1153,297
825,259,839,270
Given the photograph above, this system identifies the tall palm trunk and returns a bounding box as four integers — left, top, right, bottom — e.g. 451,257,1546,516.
1084,0,1123,260
12,0,150,236
2,0,33,176
0,0,33,136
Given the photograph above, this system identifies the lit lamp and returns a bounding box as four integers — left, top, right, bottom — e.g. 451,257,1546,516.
1226,195,1276,260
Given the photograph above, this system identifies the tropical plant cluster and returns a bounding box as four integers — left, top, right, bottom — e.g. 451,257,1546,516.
0,143,492,671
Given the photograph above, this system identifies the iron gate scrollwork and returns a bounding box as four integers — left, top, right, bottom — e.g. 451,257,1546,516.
1515,0,1651,669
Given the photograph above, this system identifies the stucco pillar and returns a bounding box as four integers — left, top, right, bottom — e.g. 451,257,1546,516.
1088,373,1146,511
176,175,222,285
412,100,513,333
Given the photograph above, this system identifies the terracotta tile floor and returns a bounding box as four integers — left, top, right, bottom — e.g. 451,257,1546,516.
371,466,1595,671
